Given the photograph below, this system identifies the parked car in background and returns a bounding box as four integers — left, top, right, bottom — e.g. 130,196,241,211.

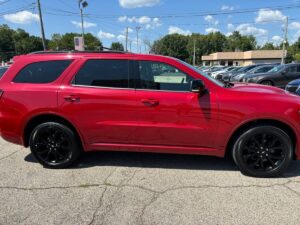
286,79,300,95
231,65,276,82
204,66,226,76
243,63,300,88
211,66,236,79
0,66,9,79
219,65,257,82
1,51,300,177
215,66,242,81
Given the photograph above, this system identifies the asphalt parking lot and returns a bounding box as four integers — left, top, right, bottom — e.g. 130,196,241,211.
0,137,300,225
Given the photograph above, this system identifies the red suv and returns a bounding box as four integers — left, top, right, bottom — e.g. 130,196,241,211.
0,51,300,177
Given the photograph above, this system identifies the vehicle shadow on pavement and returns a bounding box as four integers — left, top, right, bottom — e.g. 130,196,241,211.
24,151,300,177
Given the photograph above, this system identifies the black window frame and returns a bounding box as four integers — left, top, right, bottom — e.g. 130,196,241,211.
134,60,194,92
72,59,135,89
13,60,73,84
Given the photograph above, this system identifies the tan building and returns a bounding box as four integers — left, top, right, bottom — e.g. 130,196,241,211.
202,50,287,66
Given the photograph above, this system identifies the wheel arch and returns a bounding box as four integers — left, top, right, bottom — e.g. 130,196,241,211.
259,79,274,85
225,119,297,159
23,113,84,149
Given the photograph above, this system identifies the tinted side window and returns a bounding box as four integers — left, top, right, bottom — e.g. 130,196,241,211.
74,59,129,88
14,60,72,83
286,65,297,73
137,61,194,91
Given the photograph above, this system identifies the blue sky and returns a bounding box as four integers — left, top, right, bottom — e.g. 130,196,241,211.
1,0,300,52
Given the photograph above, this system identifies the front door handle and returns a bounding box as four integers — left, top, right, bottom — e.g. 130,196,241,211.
141,99,159,107
64,95,80,103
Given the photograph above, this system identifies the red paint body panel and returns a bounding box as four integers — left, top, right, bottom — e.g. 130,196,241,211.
1,53,300,160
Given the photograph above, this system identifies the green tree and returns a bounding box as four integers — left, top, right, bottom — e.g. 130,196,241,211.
260,42,277,50
151,34,189,60
226,31,256,51
48,32,102,51
0,24,15,61
13,29,43,54
110,42,124,51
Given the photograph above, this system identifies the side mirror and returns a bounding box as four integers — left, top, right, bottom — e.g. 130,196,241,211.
190,79,206,94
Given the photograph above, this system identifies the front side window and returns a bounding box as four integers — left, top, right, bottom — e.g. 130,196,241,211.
137,61,194,91
14,60,72,83
73,59,129,88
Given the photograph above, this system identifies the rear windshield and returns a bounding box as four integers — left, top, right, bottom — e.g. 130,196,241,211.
0,67,8,79
13,60,72,83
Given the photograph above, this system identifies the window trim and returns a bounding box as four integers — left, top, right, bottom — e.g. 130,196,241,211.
134,60,194,93
71,58,134,89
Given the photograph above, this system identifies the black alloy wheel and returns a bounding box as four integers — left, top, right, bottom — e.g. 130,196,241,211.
29,122,81,168
232,126,293,177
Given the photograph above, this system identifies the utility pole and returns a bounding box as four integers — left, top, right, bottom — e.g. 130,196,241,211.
37,0,46,50
78,0,88,51
281,16,288,65
136,26,141,53
125,27,129,52
129,40,132,52
193,39,196,66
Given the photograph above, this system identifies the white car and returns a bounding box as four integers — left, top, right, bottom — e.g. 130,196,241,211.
211,67,238,78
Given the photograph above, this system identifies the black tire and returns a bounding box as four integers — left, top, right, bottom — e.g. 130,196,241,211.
232,126,293,177
29,122,82,168
260,80,273,86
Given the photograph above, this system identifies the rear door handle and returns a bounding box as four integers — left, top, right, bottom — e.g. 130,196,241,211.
64,95,80,102
141,99,159,107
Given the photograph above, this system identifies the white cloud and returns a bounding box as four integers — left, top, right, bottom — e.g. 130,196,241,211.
122,27,134,33
205,27,219,33
137,16,151,24
119,0,159,8
168,26,191,36
118,16,162,29
118,16,127,22
98,30,115,39
117,34,126,41
204,15,219,25
290,22,300,30
221,5,235,11
271,35,283,45
227,23,235,31
3,10,39,24
233,23,268,37
255,9,285,23
71,21,96,29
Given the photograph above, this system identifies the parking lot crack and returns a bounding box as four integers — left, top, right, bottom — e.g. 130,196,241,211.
0,150,20,162
87,186,107,225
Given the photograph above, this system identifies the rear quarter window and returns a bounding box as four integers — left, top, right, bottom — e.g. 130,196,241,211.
13,60,72,83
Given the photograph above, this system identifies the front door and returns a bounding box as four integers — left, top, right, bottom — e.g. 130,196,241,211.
134,59,219,149
58,58,137,146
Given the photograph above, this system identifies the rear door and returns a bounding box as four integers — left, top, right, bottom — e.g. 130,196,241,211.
58,57,137,147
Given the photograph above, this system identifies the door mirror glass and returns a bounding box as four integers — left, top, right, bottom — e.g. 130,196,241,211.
190,79,206,94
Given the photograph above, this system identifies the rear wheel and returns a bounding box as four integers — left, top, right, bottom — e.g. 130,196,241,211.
232,126,293,177
260,80,273,86
29,122,82,168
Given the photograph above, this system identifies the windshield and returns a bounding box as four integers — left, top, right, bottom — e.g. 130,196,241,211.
268,65,285,73
178,60,224,87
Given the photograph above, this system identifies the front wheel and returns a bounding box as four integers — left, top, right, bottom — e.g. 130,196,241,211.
232,126,293,177
29,122,82,168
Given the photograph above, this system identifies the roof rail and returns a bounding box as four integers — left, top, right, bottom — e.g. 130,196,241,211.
28,50,130,55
